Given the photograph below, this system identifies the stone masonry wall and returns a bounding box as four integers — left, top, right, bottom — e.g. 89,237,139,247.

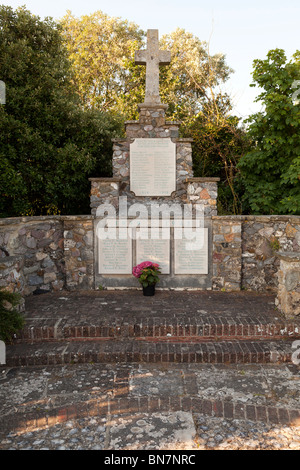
0,216,94,295
89,178,121,217
212,217,242,291
276,252,300,317
0,214,299,296
0,256,25,312
90,104,219,217
0,217,64,295
63,216,94,291
242,216,300,292
186,179,219,217
212,215,300,292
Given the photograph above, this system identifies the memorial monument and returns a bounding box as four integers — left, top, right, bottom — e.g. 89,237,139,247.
89,29,220,289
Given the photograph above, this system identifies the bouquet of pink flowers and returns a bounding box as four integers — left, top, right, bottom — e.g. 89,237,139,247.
132,261,161,287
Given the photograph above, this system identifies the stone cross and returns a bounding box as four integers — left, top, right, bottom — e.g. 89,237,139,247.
135,29,171,106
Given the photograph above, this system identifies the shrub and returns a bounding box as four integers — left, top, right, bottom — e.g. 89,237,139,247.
0,289,25,343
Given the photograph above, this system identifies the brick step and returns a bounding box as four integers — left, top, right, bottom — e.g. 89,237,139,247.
16,317,300,343
6,338,295,366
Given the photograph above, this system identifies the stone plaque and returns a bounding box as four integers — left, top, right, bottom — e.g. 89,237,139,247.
136,228,170,274
130,138,176,196
98,236,132,274
174,228,208,274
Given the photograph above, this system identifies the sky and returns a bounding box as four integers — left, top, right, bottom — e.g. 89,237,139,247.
2,0,300,120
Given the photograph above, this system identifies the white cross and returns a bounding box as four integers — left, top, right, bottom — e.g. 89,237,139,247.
135,29,171,105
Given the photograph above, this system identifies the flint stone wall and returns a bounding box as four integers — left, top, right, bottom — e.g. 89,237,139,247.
0,217,64,295
212,217,242,291
0,256,25,312
63,217,94,291
90,104,219,218
276,252,300,318
0,216,93,295
0,214,299,296
212,215,300,293
241,216,300,292
89,177,219,217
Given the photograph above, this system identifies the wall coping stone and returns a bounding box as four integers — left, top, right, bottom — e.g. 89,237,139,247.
137,103,168,110
88,177,122,182
187,177,220,183
0,215,94,226
125,120,182,126
59,215,94,221
0,215,62,226
112,137,193,143
1,214,298,226
212,215,300,221
212,215,242,220
241,215,300,222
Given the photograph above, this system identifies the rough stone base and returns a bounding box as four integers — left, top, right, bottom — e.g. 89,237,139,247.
276,252,300,318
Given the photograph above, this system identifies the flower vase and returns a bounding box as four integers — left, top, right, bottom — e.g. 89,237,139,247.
142,285,155,296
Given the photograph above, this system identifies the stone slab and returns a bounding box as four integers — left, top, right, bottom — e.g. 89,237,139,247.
94,219,212,289
136,228,170,274
98,236,132,275
130,138,176,196
107,411,196,450
174,228,208,274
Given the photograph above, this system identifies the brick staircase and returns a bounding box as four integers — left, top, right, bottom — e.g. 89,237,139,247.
5,290,300,367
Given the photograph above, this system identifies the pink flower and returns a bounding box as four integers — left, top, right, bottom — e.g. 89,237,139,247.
132,261,160,278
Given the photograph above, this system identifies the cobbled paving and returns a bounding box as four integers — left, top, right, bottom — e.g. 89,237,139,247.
1,363,300,450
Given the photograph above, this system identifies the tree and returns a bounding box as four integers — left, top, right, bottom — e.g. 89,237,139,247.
60,10,145,116
60,15,233,122
159,28,232,122
0,6,122,217
238,49,300,215
181,96,252,214
61,13,247,213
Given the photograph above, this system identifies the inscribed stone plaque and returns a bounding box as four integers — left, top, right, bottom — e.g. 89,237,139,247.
130,138,176,196
174,228,208,274
98,236,132,274
136,228,170,274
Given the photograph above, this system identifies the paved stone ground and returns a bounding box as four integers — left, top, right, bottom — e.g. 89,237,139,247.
1,362,300,450
21,289,287,327
1,290,300,451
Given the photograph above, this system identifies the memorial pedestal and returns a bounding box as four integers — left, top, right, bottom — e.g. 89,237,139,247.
89,29,220,290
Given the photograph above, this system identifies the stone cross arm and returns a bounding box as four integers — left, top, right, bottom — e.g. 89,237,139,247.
135,49,171,66
135,29,171,106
